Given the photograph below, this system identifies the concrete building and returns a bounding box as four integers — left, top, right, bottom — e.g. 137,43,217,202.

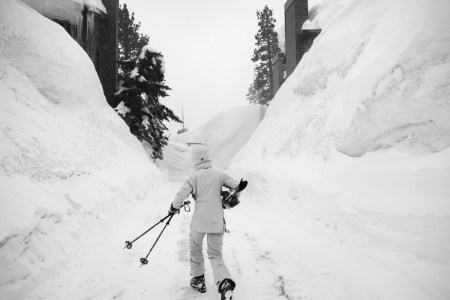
21,0,118,106
272,0,321,95
271,52,286,95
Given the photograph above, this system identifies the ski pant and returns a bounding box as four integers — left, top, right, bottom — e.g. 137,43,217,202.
189,228,232,285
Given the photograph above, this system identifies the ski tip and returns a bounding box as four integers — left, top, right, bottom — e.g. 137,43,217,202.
238,179,248,191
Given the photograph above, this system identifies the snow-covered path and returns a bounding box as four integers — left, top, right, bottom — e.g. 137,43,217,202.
16,180,295,300
11,179,449,300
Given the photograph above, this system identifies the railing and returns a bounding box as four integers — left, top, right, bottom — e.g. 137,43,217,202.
187,143,203,147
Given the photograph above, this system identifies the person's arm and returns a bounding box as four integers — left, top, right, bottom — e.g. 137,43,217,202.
221,173,239,190
171,180,194,210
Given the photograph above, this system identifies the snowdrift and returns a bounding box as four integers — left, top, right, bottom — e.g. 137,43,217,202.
154,141,192,181
229,0,450,215
0,0,160,296
170,105,261,170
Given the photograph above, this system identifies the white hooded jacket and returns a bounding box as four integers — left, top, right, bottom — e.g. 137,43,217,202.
172,146,239,233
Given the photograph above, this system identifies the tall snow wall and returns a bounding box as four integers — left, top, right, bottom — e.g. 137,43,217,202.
171,105,261,171
0,0,159,251
229,0,450,215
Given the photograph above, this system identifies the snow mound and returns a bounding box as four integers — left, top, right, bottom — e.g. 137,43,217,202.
171,106,261,170
0,1,160,295
303,0,346,30
154,142,192,181
0,0,159,235
1,0,103,106
236,0,450,160
230,0,450,215
0,0,145,182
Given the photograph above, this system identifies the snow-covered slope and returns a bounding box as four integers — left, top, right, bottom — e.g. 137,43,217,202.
154,142,192,181
230,0,450,215
171,105,261,170
221,1,450,299
0,0,160,297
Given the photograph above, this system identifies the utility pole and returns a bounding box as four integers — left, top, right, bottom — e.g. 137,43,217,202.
181,105,185,130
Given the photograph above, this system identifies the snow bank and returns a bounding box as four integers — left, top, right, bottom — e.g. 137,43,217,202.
1,1,103,106
302,0,346,30
171,105,261,170
0,0,160,296
230,0,450,215
154,142,192,181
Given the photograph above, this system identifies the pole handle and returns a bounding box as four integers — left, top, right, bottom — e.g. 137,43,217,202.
183,200,191,212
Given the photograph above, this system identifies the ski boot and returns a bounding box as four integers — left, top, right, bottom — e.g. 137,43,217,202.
218,278,236,300
190,274,206,293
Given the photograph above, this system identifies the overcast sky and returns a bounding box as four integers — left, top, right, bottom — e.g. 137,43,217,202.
122,0,286,132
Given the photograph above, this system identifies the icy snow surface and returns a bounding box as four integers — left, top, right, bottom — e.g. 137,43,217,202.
1,0,450,299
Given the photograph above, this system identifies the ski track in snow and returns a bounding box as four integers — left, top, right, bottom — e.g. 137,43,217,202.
2,180,449,300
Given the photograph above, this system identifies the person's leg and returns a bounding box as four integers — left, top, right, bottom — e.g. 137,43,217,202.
190,229,206,277
207,232,232,285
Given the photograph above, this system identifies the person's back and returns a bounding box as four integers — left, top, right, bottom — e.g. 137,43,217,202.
190,168,224,233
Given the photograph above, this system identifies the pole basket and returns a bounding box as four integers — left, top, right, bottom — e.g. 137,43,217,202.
125,241,133,249
140,257,149,266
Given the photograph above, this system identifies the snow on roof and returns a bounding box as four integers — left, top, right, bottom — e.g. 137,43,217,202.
84,0,106,14
21,0,107,25
302,0,346,30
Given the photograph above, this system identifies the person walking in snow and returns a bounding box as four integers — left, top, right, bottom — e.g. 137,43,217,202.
169,146,239,300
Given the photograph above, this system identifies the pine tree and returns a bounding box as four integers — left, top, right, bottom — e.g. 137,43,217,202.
247,5,280,105
114,48,181,160
246,82,259,105
118,3,149,78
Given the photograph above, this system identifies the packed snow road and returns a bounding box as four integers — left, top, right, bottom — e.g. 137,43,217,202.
15,180,299,300
8,178,449,300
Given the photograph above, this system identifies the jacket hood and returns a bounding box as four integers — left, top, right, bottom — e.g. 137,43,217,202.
191,146,212,170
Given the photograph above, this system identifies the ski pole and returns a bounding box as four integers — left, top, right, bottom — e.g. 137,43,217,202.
124,200,191,250
139,200,190,266
140,213,175,266
124,213,172,249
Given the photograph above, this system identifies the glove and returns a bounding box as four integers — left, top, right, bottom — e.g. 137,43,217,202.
168,203,180,215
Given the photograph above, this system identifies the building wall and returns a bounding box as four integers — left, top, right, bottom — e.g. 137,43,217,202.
275,0,321,94
303,30,321,53
284,0,297,77
97,0,118,107
284,0,309,77
296,31,308,62
271,53,286,95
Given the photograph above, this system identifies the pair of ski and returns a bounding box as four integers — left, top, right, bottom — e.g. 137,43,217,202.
222,179,248,209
